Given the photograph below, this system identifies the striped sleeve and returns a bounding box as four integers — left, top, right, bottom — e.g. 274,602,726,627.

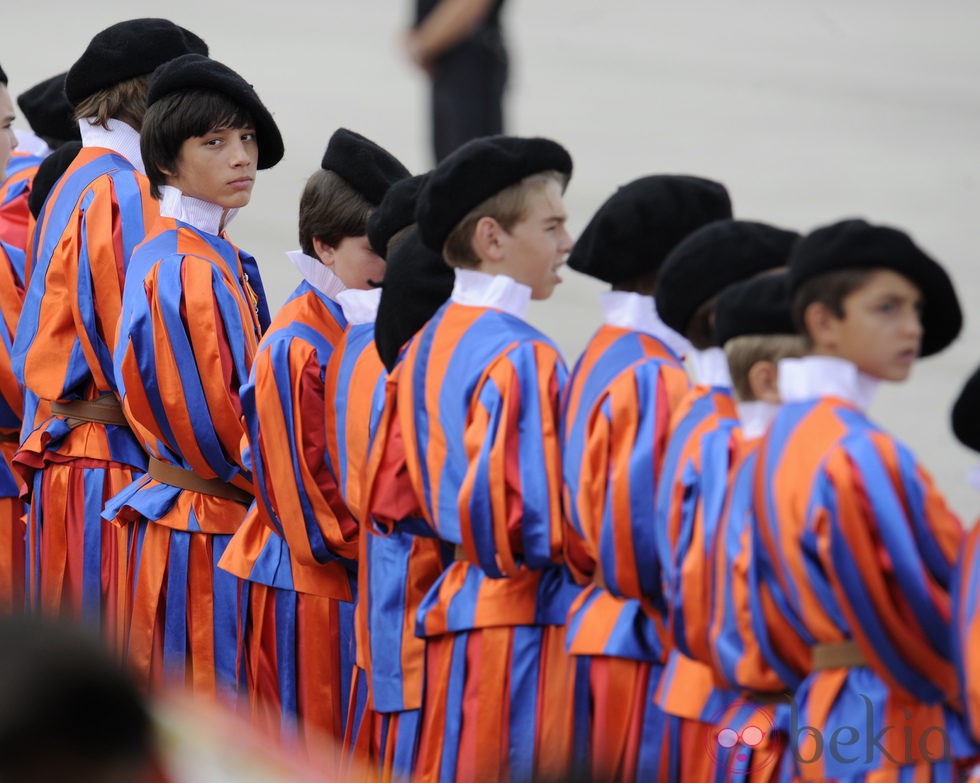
811,433,964,705
455,340,567,577
116,251,256,489
247,320,357,565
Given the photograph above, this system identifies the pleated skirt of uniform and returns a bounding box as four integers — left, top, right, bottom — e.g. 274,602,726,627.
570,655,676,782
0,438,25,613
27,459,134,652
126,520,241,704
344,665,422,783
413,624,577,783
241,581,355,774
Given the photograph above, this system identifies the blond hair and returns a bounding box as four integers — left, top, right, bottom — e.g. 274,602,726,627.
724,334,806,401
74,75,150,132
442,170,567,268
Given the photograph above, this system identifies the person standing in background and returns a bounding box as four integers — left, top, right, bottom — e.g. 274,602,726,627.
404,0,508,163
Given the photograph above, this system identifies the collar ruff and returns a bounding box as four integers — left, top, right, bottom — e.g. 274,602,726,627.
337,287,382,325
450,268,531,320
778,356,879,412
158,186,235,235
79,117,146,175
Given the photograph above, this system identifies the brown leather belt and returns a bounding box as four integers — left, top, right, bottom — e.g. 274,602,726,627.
811,640,867,670
747,690,792,706
51,395,129,429
147,456,253,506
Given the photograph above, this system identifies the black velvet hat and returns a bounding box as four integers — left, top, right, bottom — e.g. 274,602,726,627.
952,364,980,453
321,129,410,207
17,74,81,147
375,227,455,372
713,271,795,346
147,54,284,169
567,175,732,284
28,141,82,219
655,220,800,336
367,173,428,258
65,18,208,107
416,135,573,253
788,218,961,357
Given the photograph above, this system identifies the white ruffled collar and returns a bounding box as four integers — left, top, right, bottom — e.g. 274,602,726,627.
599,291,692,359
689,346,732,388
336,287,381,325
78,117,145,175
450,268,531,320
286,250,348,300
778,356,879,413
13,128,51,158
158,186,236,236
736,400,781,440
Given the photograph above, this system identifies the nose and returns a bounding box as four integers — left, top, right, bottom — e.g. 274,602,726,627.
558,227,574,254
229,136,253,167
904,307,924,342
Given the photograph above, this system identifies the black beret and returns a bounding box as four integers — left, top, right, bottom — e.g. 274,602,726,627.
952,364,980,453
714,272,795,346
28,142,82,220
65,18,208,107
17,74,81,147
788,218,961,358
321,128,410,206
375,227,454,372
655,220,800,336
367,173,428,258
0,64,6,86
567,175,732,284
147,54,283,170
416,135,573,253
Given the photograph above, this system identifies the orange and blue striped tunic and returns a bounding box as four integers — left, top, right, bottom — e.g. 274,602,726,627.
953,522,980,746
0,150,43,248
219,268,357,768
330,313,452,783
559,298,691,782
12,144,154,641
749,357,974,780
106,191,270,701
366,277,580,783
0,239,26,611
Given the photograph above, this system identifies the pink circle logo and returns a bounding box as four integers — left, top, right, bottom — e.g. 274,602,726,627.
704,699,783,775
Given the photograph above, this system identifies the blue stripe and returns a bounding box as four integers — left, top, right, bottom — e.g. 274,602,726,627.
439,632,468,783
275,587,299,737
211,533,240,700
81,467,105,625
163,530,190,682
508,626,540,783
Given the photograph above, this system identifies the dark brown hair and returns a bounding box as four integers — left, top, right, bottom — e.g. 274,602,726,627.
141,88,253,199
298,169,374,257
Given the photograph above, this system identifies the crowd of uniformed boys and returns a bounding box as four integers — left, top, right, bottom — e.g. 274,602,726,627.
1,15,980,783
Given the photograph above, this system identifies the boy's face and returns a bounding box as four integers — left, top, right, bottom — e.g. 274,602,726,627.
315,234,386,290
495,179,572,300
165,125,258,210
0,85,17,183
813,269,923,381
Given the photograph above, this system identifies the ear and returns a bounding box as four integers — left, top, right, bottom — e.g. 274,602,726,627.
747,359,781,403
803,300,840,352
470,216,506,265
312,236,336,267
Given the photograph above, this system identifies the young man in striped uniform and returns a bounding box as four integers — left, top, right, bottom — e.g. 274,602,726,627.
366,135,581,782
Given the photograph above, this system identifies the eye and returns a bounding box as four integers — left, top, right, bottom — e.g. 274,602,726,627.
241,132,256,142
